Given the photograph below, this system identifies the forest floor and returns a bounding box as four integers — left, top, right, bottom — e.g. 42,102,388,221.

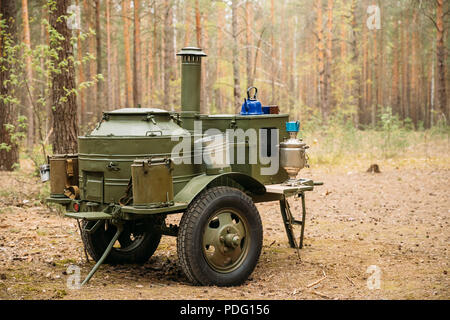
0,150,449,300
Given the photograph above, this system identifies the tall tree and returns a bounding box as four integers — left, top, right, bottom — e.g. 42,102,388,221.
316,0,328,120
350,0,362,126
325,0,333,117
146,0,155,106
0,0,19,170
194,0,206,112
21,0,34,148
183,0,191,46
49,0,78,154
401,12,410,120
195,0,201,47
133,0,142,107
83,0,97,117
410,10,419,126
391,15,401,118
246,0,253,88
231,0,241,111
105,0,112,109
435,0,448,122
122,0,133,108
270,0,275,103
94,0,102,116
163,0,175,109
214,1,224,112
76,0,86,123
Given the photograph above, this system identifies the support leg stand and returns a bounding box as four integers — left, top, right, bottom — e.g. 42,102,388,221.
81,223,123,286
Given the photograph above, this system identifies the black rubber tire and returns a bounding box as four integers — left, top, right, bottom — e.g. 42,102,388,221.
177,186,263,286
81,219,162,264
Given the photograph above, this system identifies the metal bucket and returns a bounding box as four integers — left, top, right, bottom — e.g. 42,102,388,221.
39,164,50,182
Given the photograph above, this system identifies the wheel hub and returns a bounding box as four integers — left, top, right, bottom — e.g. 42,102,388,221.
223,232,240,248
202,210,249,272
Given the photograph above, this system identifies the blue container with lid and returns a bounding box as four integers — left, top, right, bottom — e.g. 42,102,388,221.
286,121,300,132
240,87,263,115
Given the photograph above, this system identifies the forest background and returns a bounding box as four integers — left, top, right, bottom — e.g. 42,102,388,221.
0,0,449,171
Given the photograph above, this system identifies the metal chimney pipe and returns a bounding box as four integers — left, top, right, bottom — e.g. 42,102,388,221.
177,47,207,130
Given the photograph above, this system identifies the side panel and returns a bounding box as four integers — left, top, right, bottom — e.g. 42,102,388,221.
84,171,104,202
199,114,289,185
78,136,203,204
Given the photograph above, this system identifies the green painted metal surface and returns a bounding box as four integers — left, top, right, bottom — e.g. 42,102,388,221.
177,47,207,116
131,158,174,206
199,114,290,185
65,211,112,220
121,203,188,215
174,172,266,204
48,46,309,221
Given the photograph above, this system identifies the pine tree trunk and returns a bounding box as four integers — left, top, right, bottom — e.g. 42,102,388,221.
49,0,78,154
195,0,201,47
0,0,19,170
391,18,400,117
401,13,410,120
231,0,241,112
113,38,121,107
76,0,86,122
215,3,224,113
21,0,34,148
146,1,154,106
95,0,102,117
372,23,378,126
246,0,253,88
106,0,112,109
340,10,347,97
202,10,209,114
133,0,142,107
163,0,174,109
184,1,191,47
410,10,418,127
325,0,333,118
377,13,384,120
84,0,97,116
122,0,133,108
316,0,327,120
436,0,448,122
350,0,362,127
194,0,207,113
362,3,368,125
270,0,275,103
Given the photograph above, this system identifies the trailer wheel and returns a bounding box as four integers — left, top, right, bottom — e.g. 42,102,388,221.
81,219,162,264
177,186,263,286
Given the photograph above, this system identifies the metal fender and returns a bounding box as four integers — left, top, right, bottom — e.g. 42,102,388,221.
174,172,266,204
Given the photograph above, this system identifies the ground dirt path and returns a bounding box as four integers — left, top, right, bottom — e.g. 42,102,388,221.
0,160,448,300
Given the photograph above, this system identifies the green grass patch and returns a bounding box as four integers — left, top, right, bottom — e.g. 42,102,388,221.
54,258,77,267
301,113,449,167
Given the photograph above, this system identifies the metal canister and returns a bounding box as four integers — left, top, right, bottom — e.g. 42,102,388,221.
39,164,50,182
49,154,79,197
131,158,174,207
279,121,308,185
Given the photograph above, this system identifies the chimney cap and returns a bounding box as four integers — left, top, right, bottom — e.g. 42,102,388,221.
177,47,207,57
